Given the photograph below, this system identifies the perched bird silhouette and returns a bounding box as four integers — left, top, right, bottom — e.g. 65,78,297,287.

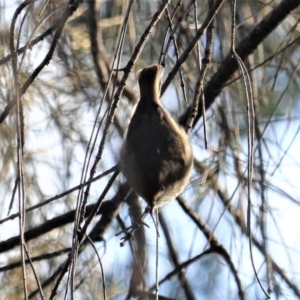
120,64,193,211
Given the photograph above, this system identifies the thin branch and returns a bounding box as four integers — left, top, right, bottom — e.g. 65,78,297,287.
159,211,196,300
161,0,225,95
176,196,245,300
178,0,300,127
0,165,117,225
194,160,300,298
0,0,81,124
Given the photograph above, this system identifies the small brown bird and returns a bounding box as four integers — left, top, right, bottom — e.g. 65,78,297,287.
120,64,193,211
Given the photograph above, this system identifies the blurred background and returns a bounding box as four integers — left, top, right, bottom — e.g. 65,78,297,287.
0,0,300,299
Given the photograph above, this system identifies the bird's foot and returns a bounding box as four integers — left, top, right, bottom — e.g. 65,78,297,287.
116,206,157,246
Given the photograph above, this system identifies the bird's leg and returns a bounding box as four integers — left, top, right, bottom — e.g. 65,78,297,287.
116,207,152,246
148,207,160,238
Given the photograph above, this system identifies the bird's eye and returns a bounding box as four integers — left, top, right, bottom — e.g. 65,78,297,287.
160,186,165,193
